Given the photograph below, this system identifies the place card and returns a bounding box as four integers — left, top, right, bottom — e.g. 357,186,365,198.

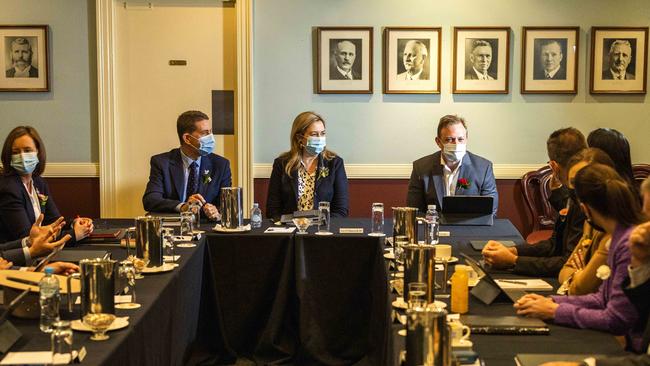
264,227,296,234
0,351,55,365
439,231,451,237
339,228,364,234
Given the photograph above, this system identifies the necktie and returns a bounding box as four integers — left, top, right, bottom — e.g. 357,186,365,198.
186,161,198,199
346,73,353,80
546,73,552,79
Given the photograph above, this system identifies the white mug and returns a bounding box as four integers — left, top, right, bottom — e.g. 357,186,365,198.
435,244,452,260
449,320,471,345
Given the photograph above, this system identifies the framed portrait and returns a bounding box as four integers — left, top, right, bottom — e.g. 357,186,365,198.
521,27,579,94
590,27,648,94
0,25,49,92
383,27,441,94
316,27,373,94
453,27,510,94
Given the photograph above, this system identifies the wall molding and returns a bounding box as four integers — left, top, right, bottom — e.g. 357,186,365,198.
236,0,254,212
253,163,545,180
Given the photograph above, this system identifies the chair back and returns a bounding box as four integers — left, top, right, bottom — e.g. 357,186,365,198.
633,164,650,186
521,165,557,232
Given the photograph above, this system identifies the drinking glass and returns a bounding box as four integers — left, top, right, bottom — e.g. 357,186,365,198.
369,203,385,236
115,260,140,309
162,227,177,265
180,211,194,237
188,201,202,231
51,320,73,364
394,235,409,264
292,217,312,234
317,201,331,235
407,282,427,309
83,313,116,341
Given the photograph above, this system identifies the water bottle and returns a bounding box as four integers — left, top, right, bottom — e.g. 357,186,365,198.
250,203,262,228
425,204,439,244
39,267,61,333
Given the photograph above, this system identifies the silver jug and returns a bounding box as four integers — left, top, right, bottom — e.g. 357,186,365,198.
221,187,243,229
405,307,451,366
67,258,117,317
392,207,418,244
404,244,436,304
135,216,163,267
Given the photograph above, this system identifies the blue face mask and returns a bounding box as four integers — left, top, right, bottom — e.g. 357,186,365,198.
11,152,39,175
304,136,326,156
189,134,216,156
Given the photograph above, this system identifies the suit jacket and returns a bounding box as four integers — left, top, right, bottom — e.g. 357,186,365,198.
142,148,232,213
533,66,567,80
266,155,349,221
465,69,496,80
513,195,585,276
0,239,29,266
396,69,430,80
602,68,635,80
329,63,361,80
406,151,498,215
0,173,77,246
5,66,39,78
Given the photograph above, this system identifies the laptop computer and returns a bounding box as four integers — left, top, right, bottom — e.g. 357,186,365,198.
460,253,527,304
440,196,494,226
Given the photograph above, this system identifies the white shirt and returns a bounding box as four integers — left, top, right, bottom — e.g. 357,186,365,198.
441,154,462,196
545,65,561,79
609,69,628,80
20,181,39,264
472,67,493,80
406,69,423,80
336,65,354,80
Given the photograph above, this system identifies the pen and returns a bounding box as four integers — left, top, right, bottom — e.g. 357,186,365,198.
498,279,528,285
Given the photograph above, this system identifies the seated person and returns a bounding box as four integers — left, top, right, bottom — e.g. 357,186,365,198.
483,127,587,276
266,111,349,221
143,110,231,219
514,164,645,352
643,177,650,217
0,126,94,243
587,128,636,189
406,115,498,215
558,148,617,295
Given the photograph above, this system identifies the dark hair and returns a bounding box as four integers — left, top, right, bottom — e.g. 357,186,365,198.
574,163,644,227
566,147,615,172
437,115,467,138
587,128,635,187
176,110,209,144
1,126,46,177
546,127,587,167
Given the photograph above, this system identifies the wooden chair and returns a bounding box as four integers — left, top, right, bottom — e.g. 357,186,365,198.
521,165,557,244
633,164,650,185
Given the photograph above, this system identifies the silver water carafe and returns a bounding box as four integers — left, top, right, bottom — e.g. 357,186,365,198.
135,216,163,267
403,244,436,304
221,187,243,229
392,207,418,244
405,307,451,366
67,258,117,317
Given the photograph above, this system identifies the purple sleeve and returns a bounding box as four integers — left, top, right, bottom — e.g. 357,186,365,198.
552,244,638,335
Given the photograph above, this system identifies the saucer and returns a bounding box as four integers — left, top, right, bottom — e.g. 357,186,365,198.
392,298,447,310
141,263,175,274
452,339,473,349
213,224,252,233
176,243,196,248
368,232,386,237
383,253,396,260
435,256,459,264
71,316,129,332
315,231,333,236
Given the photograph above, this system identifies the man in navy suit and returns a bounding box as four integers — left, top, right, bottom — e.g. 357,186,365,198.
406,114,498,215
142,110,231,219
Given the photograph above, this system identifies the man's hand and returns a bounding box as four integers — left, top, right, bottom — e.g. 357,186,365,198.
186,194,206,206
202,203,220,221
43,262,79,275
514,293,558,320
0,258,13,270
73,217,94,241
29,214,65,244
482,240,518,269
629,221,650,267
28,219,72,258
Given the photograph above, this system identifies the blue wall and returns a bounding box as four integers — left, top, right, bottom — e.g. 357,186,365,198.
253,0,650,165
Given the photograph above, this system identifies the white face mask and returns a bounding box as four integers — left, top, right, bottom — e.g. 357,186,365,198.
442,143,466,163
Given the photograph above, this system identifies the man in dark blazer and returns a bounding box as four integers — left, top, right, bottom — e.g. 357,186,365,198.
5,37,39,78
483,128,587,276
329,40,361,80
407,115,498,215
142,110,231,219
533,40,567,80
602,40,635,80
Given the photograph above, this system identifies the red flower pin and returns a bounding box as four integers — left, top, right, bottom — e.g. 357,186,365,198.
457,178,470,189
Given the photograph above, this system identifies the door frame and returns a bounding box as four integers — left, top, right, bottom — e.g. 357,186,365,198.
96,0,253,217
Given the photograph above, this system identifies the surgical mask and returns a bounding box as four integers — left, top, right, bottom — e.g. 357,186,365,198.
189,134,216,156
11,152,39,175
304,136,326,156
442,143,466,163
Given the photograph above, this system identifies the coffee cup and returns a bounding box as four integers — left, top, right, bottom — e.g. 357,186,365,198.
435,244,452,260
449,320,471,346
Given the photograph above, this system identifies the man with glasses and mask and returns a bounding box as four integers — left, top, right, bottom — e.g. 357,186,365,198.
406,114,498,215
143,110,231,220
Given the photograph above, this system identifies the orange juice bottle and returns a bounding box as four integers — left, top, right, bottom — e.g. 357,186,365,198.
451,266,469,314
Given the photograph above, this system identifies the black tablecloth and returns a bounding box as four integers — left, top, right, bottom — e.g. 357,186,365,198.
3,219,211,366
204,219,390,365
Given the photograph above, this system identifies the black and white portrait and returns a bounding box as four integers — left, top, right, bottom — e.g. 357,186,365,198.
533,38,567,80
396,39,430,81
4,36,39,78
601,38,636,80
464,38,499,80
329,38,362,81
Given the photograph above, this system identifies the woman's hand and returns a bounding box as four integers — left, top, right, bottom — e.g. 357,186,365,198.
73,217,94,241
0,258,13,270
514,294,558,320
43,262,79,275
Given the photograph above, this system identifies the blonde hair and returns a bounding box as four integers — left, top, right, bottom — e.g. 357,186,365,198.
280,111,336,177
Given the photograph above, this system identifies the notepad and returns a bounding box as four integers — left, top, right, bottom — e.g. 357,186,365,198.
495,279,553,292
264,227,296,233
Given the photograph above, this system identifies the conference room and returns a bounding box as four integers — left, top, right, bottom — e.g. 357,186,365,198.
1,0,649,365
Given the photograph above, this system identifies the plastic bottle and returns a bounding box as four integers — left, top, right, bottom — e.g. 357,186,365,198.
39,267,61,333
451,266,469,314
250,203,262,228
425,204,439,244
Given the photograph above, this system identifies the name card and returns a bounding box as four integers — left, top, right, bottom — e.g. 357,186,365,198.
339,228,364,234
439,231,451,237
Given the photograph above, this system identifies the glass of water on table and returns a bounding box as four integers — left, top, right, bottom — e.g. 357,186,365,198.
177,211,197,248
369,203,385,237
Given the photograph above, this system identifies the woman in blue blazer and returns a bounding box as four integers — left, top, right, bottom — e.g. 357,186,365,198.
266,111,349,221
0,126,94,244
